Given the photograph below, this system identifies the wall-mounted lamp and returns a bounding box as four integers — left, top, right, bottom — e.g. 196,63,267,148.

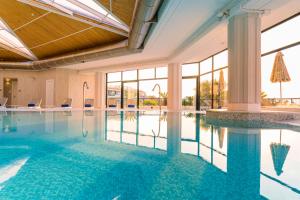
217,9,230,21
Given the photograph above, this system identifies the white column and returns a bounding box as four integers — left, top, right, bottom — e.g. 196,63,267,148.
95,72,106,109
228,13,261,112
167,63,182,111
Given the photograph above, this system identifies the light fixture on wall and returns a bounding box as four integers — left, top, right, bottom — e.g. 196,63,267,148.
217,9,230,21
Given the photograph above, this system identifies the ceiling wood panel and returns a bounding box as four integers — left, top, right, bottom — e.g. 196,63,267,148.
15,13,91,48
0,48,29,62
0,0,136,61
0,0,47,30
32,28,125,58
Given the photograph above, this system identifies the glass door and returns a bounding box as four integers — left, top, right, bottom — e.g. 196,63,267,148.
122,81,138,108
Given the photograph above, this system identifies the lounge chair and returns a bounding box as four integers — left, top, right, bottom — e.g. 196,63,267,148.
84,98,94,109
27,98,42,109
61,98,72,108
0,97,8,109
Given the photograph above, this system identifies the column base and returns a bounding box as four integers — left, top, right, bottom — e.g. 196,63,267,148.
227,103,261,112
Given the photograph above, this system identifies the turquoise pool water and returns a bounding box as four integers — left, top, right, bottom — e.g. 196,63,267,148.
0,110,299,200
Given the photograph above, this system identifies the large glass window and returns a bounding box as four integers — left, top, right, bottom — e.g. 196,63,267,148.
107,72,121,82
106,67,168,109
182,63,199,77
214,50,228,70
182,78,197,110
181,13,300,110
122,70,137,81
181,50,228,111
213,69,228,108
261,15,300,54
107,82,121,108
200,73,212,110
139,68,155,79
261,45,300,105
200,58,212,75
261,14,300,107
139,79,168,110
156,67,168,78
123,82,138,108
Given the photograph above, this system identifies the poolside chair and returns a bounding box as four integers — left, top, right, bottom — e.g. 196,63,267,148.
61,98,72,108
0,97,8,109
127,104,135,108
84,98,94,109
27,98,42,109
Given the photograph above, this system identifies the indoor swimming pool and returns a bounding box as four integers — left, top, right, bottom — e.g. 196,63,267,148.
0,110,299,199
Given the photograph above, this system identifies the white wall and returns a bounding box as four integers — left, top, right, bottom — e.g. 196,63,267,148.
0,69,96,108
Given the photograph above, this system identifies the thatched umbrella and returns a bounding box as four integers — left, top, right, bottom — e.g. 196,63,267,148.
270,130,290,176
270,51,291,99
218,69,225,108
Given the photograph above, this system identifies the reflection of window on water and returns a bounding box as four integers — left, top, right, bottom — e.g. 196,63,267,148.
105,111,167,150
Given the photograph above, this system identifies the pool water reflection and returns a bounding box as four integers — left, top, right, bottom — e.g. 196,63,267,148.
0,110,299,199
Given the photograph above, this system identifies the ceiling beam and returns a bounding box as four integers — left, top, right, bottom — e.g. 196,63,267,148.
17,0,128,37
30,26,94,50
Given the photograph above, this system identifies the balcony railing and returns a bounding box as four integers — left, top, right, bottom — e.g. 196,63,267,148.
263,98,300,106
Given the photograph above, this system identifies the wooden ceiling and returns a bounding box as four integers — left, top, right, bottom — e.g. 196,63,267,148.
0,47,28,61
0,0,136,61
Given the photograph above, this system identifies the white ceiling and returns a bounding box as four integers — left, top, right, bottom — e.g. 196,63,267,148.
65,0,300,72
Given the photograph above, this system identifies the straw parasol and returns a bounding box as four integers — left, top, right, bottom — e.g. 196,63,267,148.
218,69,225,108
270,130,290,176
270,51,291,99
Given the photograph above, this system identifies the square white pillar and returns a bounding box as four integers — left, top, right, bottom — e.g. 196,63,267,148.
167,63,182,111
95,72,106,109
228,13,261,112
